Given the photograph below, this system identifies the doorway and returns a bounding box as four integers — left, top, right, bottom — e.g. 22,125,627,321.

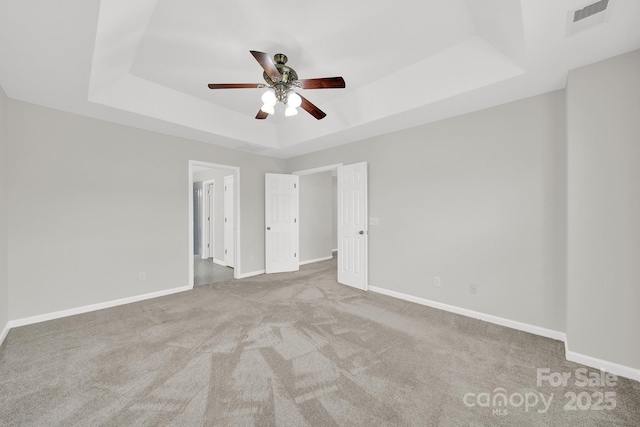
275,162,367,290
189,161,240,286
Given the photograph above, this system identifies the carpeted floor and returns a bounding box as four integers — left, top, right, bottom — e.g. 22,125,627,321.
1,257,639,426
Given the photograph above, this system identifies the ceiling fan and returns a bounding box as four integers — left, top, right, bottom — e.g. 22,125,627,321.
208,51,345,120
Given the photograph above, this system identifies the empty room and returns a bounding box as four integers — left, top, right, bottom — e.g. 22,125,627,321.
1,0,639,425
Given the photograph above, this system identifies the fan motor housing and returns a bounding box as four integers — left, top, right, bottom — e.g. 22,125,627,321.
263,53,298,84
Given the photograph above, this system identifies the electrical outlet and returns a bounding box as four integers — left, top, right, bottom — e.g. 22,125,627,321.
469,284,478,294
138,272,146,282
434,276,441,287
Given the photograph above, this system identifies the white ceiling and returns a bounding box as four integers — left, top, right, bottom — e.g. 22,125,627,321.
1,0,639,158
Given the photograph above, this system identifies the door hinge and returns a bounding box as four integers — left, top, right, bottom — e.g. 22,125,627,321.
294,218,297,223
294,252,297,258
225,186,227,191
207,244,210,248
225,249,227,254
225,218,227,223
294,183,297,188
208,216,210,221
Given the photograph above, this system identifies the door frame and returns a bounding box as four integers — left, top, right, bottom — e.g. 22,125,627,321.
224,174,235,268
292,164,343,177
188,160,240,286
292,163,356,275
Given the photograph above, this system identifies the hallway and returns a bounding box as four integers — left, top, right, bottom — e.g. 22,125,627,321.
194,258,234,285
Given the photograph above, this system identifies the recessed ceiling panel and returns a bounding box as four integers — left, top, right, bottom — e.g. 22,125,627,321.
130,0,477,115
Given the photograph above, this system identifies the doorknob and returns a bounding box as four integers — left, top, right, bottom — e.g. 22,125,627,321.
359,230,364,235
267,227,271,230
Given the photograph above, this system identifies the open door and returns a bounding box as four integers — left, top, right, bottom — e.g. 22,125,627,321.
203,181,214,259
337,162,368,290
265,173,299,274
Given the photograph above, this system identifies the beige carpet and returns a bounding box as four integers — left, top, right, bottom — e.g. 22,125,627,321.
1,257,639,426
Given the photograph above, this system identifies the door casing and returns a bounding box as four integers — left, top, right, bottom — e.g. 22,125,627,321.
188,160,240,286
224,174,235,268
288,162,368,291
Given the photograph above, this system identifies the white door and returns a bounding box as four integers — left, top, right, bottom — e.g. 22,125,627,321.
337,162,368,290
203,181,214,259
224,175,235,268
265,173,299,274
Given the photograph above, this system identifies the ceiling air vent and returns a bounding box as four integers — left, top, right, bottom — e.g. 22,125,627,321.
567,0,614,36
573,0,609,22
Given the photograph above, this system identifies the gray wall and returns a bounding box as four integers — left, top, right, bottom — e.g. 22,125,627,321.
193,168,229,262
0,86,8,332
287,91,567,332
566,49,640,369
6,99,285,320
299,171,333,262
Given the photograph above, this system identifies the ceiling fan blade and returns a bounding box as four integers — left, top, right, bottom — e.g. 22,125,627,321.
208,83,262,89
250,50,281,82
298,94,326,120
255,109,269,120
297,77,345,89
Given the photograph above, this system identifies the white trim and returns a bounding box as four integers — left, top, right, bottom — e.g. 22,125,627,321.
332,248,338,253
189,161,240,283
300,255,333,266
368,285,566,341
292,164,343,176
7,286,191,329
0,322,10,347
213,258,226,267
237,270,265,279
565,342,640,383
223,174,236,269
369,285,640,382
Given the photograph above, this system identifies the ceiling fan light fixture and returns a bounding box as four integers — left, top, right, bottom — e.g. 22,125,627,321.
285,105,298,117
208,51,344,120
261,88,277,106
287,92,302,108
260,103,275,115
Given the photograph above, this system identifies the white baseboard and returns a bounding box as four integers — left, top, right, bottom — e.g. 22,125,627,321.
0,321,10,347
369,286,566,341
213,258,226,267
332,249,338,253
369,285,640,382
7,285,192,329
300,255,333,266
237,269,265,279
565,344,640,383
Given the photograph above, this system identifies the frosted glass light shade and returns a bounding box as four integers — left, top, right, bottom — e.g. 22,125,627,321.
288,92,302,108
260,103,275,115
285,105,298,117
261,89,276,106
